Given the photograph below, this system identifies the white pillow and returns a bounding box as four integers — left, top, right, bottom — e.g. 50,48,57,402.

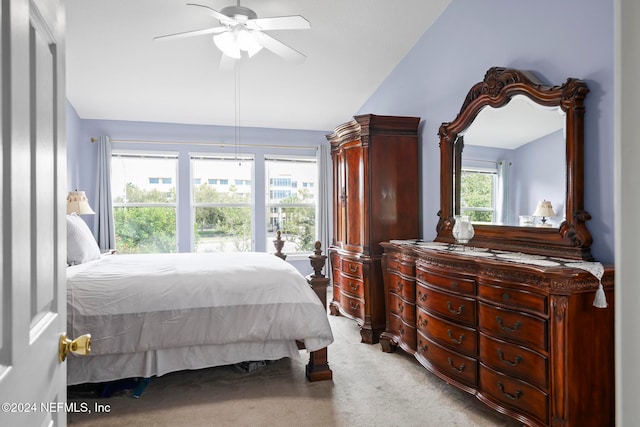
67,213,101,265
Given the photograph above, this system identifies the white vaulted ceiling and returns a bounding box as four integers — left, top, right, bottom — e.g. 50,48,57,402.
65,0,452,131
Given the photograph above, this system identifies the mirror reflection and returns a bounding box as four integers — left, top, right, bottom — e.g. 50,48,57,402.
456,95,566,227
437,67,592,259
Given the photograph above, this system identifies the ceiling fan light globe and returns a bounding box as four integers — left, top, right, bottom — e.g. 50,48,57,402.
238,29,263,57
213,32,241,59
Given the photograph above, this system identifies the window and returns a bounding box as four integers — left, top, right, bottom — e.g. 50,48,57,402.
149,177,172,185
265,156,317,254
191,155,254,252
111,152,178,253
460,169,496,223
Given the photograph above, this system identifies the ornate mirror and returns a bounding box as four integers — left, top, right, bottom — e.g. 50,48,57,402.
435,67,593,260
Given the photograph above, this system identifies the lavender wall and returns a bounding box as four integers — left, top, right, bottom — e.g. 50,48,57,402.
66,102,83,190
512,130,566,226
358,0,615,262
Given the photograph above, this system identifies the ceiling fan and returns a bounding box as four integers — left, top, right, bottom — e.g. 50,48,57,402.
154,2,311,67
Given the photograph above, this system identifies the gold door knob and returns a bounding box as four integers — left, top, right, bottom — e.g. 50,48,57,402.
59,333,91,362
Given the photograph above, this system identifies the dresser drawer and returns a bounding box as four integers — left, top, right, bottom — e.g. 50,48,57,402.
417,306,477,357
417,332,477,388
339,292,365,321
417,284,476,326
479,333,548,390
386,257,415,276
479,364,548,426
338,273,365,298
479,303,548,352
341,259,364,279
387,271,415,301
332,268,341,289
416,267,475,296
478,283,547,315
388,313,417,350
389,292,416,326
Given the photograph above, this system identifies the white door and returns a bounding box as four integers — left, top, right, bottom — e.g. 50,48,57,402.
0,0,68,426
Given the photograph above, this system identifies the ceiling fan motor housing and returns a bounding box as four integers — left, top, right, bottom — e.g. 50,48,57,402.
220,5,257,22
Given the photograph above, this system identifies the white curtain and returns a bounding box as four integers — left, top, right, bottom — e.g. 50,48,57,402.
93,136,116,250
316,143,332,275
496,160,511,225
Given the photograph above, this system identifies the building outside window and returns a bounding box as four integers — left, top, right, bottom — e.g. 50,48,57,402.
265,155,317,255
111,152,178,253
191,155,254,252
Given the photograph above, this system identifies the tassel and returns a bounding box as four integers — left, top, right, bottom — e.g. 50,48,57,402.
593,282,608,308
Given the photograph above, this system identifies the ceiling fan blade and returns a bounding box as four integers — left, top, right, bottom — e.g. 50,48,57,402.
247,15,311,31
254,32,306,64
187,3,234,22
187,3,234,25
154,26,227,42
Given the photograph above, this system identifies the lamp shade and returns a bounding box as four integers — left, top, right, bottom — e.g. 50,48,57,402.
67,191,95,215
532,200,555,218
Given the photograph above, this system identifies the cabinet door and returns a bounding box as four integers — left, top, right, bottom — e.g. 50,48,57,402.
343,144,364,251
333,150,346,247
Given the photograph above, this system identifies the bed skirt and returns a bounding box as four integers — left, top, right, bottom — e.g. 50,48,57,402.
67,340,302,385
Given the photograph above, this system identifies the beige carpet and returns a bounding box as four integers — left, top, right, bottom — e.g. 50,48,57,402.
68,314,521,427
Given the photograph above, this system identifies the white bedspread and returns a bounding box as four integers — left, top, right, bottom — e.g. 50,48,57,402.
67,252,334,359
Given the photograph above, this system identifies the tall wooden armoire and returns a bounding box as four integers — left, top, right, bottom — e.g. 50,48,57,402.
327,114,420,343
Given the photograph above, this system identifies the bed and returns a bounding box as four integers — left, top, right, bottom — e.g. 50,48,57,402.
65,214,333,387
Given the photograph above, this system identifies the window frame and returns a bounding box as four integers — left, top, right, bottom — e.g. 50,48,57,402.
459,167,497,223
264,154,318,256
190,153,255,252
111,150,180,253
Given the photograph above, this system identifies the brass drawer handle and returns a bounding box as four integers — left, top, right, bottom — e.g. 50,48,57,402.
497,349,523,367
447,329,465,344
418,291,427,302
447,301,464,315
349,301,360,310
397,281,403,292
349,282,359,291
447,357,465,373
496,316,522,332
348,264,359,273
418,342,428,353
398,303,404,313
497,382,523,400
418,316,428,328
451,281,458,289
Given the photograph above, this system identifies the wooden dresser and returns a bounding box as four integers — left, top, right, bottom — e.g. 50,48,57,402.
327,114,420,344
380,242,615,427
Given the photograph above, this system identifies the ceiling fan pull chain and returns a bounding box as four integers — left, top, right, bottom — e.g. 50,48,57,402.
235,61,241,163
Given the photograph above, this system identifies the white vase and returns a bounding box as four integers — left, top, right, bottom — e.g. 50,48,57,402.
452,215,474,245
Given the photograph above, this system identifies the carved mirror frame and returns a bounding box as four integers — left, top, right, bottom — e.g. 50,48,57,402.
435,67,593,260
